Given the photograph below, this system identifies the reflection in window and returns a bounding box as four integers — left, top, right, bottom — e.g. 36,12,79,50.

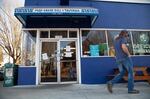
107,30,120,56
107,30,133,56
22,30,36,66
81,30,107,56
132,31,150,55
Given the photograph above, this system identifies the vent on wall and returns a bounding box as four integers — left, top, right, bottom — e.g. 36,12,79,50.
60,0,69,6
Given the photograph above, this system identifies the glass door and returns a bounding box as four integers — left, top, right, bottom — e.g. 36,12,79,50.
40,41,58,83
40,40,78,83
59,40,77,82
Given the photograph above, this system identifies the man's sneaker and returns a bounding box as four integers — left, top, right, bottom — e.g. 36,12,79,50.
107,82,113,93
128,89,140,94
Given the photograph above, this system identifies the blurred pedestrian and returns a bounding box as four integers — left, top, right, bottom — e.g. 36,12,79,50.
107,30,139,94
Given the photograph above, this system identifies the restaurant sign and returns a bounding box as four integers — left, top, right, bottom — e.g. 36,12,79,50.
15,7,99,15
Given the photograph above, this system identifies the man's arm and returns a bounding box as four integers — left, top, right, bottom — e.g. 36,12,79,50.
122,44,130,56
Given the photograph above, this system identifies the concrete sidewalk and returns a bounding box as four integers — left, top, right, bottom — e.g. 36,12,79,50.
0,81,150,99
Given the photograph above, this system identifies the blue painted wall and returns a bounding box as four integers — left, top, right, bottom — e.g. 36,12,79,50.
18,67,36,85
25,0,59,6
81,57,116,84
81,56,150,84
92,2,150,29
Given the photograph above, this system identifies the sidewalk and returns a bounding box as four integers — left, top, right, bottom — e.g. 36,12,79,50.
0,81,150,99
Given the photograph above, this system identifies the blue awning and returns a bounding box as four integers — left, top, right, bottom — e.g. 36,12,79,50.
15,7,99,26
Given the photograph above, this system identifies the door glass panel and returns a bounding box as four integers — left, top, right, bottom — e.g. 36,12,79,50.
41,42,57,82
60,41,77,82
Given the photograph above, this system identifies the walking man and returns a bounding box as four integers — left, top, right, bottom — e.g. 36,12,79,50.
107,30,139,94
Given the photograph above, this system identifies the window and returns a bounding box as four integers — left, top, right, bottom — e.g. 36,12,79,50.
22,30,36,66
132,31,150,55
81,29,150,57
81,30,107,56
107,30,133,56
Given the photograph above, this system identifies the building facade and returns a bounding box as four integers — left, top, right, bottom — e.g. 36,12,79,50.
15,0,150,85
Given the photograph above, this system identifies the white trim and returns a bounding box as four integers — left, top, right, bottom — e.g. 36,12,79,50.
57,40,61,83
80,28,150,31
130,31,135,55
80,29,83,58
22,28,150,32
105,30,109,56
21,30,24,66
35,30,40,85
17,15,26,25
77,29,82,84
91,16,97,25
22,28,80,30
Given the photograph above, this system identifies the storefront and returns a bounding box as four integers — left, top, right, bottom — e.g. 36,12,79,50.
15,0,150,85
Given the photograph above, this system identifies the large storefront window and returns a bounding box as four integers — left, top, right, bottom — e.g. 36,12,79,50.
81,29,150,57
81,30,107,56
132,31,150,55
22,30,37,66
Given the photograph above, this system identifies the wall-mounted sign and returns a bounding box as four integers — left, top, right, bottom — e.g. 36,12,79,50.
15,7,99,15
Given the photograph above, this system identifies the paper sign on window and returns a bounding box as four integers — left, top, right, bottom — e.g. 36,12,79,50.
64,52,73,57
42,53,49,60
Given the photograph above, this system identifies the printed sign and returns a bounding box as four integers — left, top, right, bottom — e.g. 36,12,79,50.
42,53,49,60
15,8,99,15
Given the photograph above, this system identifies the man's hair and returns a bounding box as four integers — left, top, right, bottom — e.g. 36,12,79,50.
115,30,128,40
